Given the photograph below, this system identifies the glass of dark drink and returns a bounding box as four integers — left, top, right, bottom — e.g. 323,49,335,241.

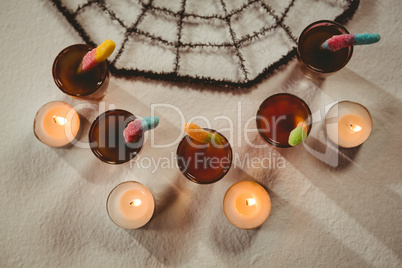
176,129,232,184
89,110,143,164
297,20,353,79
52,44,109,100
256,93,312,148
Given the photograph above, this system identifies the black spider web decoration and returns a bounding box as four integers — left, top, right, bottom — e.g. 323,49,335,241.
50,0,359,88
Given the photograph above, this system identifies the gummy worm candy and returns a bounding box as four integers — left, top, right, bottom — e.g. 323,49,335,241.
79,39,116,72
183,123,222,145
321,33,380,52
288,122,308,146
123,116,159,143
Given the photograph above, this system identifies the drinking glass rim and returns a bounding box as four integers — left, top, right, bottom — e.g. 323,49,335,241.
52,44,109,97
176,128,233,184
88,109,143,165
297,20,353,74
256,93,312,148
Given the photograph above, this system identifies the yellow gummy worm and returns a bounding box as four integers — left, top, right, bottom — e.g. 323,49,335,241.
95,39,116,62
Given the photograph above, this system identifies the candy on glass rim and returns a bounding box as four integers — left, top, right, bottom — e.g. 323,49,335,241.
78,39,116,72
321,33,381,52
288,122,308,146
123,116,159,143
183,122,222,145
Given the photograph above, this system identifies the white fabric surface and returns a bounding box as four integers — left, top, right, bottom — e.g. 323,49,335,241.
1,0,402,267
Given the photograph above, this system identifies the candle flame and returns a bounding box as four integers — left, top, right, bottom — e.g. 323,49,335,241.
130,199,141,207
53,116,67,126
245,198,256,206
349,123,362,132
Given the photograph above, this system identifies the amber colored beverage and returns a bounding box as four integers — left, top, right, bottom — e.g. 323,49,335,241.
256,93,312,148
53,44,109,99
89,110,143,164
177,129,232,184
297,20,353,78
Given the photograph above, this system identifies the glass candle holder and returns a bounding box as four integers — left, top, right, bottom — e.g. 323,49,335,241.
33,101,80,147
107,181,155,229
256,93,312,148
297,20,353,79
176,129,232,184
89,110,143,164
52,44,109,100
326,101,373,148
223,181,271,230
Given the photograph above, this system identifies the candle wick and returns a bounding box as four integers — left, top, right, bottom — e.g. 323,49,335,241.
130,199,141,206
349,122,362,132
53,115,67,126
245,198,256,206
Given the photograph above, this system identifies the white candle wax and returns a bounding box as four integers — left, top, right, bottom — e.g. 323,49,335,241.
223,181,271,230
326,101,373,148
33,101,80,147
107,181,155,229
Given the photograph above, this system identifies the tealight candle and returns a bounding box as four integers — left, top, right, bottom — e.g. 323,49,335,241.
326,101,373,148
106,181,155,229
223,181,271,230
33,101,80,147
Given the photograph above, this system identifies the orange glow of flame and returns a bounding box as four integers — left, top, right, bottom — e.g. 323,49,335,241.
53,116,67,126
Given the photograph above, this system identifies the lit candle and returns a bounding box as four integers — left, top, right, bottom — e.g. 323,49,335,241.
223,181,271,230
326,101,373,148
106,181,155,229
33,101,80,147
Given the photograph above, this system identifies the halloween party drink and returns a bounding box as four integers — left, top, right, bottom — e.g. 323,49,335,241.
297,20,380,79
52,40,115,100
177,123,232,184
297,20,352,78
89,109,159,164
256,93,312,148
